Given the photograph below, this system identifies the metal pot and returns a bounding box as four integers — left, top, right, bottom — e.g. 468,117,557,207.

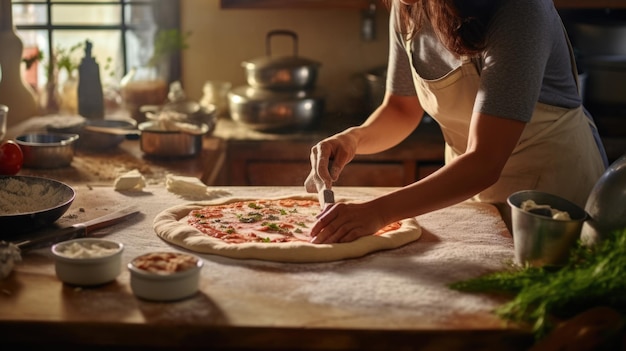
228,85,325,132
138,121,208,157
242,30,321,90
15,133,79,169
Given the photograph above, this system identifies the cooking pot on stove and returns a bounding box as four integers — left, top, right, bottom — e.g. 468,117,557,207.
242,30,321,90
228,85,325,132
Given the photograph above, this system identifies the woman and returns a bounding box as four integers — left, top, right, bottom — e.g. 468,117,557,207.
305,0,607,244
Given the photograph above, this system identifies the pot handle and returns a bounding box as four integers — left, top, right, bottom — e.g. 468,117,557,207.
266,29,298,58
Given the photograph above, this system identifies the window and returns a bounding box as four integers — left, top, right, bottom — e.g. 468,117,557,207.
12,0,180,114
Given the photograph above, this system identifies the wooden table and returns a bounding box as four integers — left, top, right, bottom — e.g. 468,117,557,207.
0,180,534,350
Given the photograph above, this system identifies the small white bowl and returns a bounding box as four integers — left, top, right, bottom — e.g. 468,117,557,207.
128,252,203,302
51,238,124,286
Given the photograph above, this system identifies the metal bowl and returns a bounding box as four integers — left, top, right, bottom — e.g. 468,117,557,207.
15,133,79,168
0,175,76,235
508,190,587,267
48,119,137,150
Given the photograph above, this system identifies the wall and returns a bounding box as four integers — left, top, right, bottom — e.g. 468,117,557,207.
179,0,390,119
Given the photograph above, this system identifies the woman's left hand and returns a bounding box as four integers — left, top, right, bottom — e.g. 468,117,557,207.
309,200,387,244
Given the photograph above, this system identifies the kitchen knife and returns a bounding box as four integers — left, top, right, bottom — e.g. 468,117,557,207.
14,205,140,252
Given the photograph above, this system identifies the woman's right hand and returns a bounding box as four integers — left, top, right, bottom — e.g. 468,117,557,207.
304,128,360,193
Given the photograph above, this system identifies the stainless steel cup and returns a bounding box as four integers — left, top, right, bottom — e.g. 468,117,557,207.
507,190,587,267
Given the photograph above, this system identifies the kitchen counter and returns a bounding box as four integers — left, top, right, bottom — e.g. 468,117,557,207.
0,182,533,350
212,117,446,186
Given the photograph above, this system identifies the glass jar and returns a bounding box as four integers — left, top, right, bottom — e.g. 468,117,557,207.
120,66,168,123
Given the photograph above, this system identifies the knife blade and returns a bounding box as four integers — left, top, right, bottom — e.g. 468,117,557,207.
318,188,335,209
317,159,335,209
14,205,140,252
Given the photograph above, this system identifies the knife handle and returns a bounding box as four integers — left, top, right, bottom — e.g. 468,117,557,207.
16,224,87,252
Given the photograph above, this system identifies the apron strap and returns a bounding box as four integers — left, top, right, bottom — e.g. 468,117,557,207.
560,20,609,167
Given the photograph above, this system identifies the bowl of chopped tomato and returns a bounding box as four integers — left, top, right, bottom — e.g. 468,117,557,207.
128,251,203,301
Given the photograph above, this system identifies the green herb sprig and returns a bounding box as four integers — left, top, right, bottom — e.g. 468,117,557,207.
449,228,626,340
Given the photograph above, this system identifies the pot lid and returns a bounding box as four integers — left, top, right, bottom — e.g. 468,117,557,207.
242,29,321,70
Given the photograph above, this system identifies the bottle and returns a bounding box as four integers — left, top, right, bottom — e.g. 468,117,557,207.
77,39,104,119
0,0,39,128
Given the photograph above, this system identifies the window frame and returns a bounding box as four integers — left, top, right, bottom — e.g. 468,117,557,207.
13,0,181,86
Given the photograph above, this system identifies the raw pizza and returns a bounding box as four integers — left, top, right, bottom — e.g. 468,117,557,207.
153,195,422,263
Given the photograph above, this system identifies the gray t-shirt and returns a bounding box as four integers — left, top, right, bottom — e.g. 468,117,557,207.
388,0,581,122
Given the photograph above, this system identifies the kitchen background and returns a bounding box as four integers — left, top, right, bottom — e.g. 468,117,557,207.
178,0,390,120
2,0,625,170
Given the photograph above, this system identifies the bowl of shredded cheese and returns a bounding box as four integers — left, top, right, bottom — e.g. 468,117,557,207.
51,238,124,286
128,251,203,301
0,175,76,235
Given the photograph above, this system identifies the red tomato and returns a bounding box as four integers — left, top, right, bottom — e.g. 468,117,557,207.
0,140,24,175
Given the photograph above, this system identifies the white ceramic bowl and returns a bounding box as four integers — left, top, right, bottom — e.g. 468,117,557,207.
51,238,124,286
128,251,203,302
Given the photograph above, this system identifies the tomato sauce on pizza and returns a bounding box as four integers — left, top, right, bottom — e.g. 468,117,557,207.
186,199,401,244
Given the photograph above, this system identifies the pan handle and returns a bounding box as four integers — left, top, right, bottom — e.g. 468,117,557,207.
266,29,298,57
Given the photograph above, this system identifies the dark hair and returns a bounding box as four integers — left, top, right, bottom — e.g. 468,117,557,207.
385,0,500,56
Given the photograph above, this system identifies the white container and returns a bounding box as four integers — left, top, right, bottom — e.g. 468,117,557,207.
128,252,203,302
51,238,124,286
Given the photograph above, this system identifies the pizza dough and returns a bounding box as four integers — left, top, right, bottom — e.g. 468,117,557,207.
153,195,422,263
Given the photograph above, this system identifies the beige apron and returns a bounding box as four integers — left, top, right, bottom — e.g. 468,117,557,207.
406,33,606,225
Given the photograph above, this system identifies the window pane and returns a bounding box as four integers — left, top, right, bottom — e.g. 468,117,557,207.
125,3,157,68
53,30,124,86
51,0,118,2
51,5,122,26
12,3,48,26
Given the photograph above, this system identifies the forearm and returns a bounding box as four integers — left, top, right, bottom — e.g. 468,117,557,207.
347,94,424,155
374,151,500,224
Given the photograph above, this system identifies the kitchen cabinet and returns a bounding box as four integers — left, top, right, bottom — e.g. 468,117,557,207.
211,118,445,187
